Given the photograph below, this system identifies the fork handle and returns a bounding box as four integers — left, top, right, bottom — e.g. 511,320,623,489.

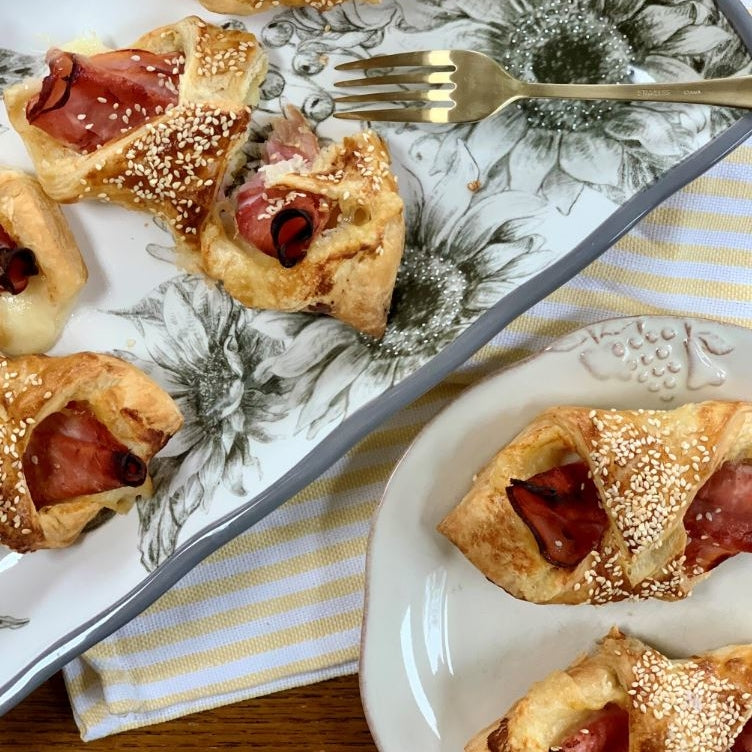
521,76,752,109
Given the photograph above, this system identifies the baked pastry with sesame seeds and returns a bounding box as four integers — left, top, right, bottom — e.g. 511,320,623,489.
198,0,378,14
438,401,752,605
0,351,182,552
0,169,87,355
467,628,752,752
3,16,267,252
201,106,405,337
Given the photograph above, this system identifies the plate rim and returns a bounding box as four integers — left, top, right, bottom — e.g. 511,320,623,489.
358,312,752,751
3,0,752,716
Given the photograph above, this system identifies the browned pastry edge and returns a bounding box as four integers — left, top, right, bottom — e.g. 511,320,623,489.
438,401,752,604
2,16,267,252
0,352,182,552
468,628,752,752
201,129,405,337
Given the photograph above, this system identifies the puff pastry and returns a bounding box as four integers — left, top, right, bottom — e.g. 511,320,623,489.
3,16,267,252
438,402,752,605
0,170,87,355
467,628,752,752
198,0,378,14
201,106,405,337
0,351,182,552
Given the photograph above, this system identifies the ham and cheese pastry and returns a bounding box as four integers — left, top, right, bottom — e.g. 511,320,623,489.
3,16,267,252
0,351,182,552
201,106,405,337
0,170,87,355
438,402,752,605
467,629,752,752
198,0,378,14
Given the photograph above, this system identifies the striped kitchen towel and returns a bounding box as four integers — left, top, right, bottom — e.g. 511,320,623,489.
63,140,752,739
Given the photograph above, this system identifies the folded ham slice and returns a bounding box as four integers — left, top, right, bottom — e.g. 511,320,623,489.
26,48,183,154
235,106,330,267
506,463,608,568
684,461,752,572
22,401,147,508
263,105,320,165
0,221,38,295
507,458,752,574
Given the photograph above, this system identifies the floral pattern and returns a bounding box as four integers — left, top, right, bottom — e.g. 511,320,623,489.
111,276,291,570
255,147,550,435
262,0,749,211
0,615,29,630
0,48,43,90
440,0,743,207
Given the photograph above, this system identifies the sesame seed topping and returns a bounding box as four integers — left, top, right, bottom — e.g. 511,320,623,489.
630,646,750,751
0,363,45,537
588,409,713,553
93,102,248,242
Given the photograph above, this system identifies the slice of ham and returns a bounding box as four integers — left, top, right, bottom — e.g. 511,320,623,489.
236,183,330,267
0,221,38,295
733,717,752,751
235,106,328,267
27,47,183,154
554,704,629,752
684,461,752,572
263,105,320,164
506,462,608,568
22,401,147,508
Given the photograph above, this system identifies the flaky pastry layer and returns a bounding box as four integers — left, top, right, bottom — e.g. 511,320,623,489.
4,16,267,252
201,129,405,337
438,402,752,604
0,352,182,552
0,169,87,354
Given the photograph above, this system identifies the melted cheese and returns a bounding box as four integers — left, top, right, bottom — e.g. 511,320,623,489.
61,34,110,56
82,480,151,513
0,276,75,355
259,154,309,185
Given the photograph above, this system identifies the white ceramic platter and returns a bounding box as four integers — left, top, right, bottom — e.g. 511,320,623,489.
2,0,752,713
361,315,752,751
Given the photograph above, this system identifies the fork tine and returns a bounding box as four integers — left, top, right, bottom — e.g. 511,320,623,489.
335,89,452,104
335,50,454,72
333,71,453,88
334,107,453,124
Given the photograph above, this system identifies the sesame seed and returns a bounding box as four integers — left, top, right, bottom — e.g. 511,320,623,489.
629,646,750,751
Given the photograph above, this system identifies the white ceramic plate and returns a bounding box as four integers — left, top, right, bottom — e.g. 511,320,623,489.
2,0,752,713
361,315,752,751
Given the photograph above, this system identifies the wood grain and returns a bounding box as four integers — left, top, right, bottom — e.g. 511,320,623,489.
0,672,378,750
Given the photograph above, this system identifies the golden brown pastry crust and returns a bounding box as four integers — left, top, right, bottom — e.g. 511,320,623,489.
468,629,752,752
3,16,268,252
437,402,752,604
201,129,405,337
0,352,182,552
198,0,378,14
0,169,87,355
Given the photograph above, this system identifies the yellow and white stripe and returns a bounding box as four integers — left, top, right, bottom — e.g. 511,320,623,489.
64,142,752,740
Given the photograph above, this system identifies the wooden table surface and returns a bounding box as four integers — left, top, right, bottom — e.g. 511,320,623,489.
0,672,377,750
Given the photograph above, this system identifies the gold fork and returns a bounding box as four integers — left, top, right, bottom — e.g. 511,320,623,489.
334,49,752,124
